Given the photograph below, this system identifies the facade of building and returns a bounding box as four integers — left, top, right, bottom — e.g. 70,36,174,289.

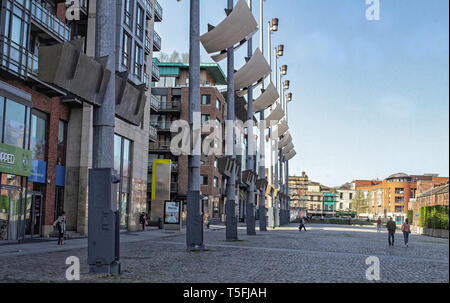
0,0,163,241
322,192,337,214
355,173,448,223
148,61,228,224
409,182,449,227
289,172,309,219
335,183,355,216
305,182,323,215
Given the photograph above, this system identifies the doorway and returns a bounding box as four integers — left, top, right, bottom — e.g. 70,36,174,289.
0,187,22,241
25,191,43,237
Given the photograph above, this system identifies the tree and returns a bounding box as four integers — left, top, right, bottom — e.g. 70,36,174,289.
157,52,169,62
351,189,368,218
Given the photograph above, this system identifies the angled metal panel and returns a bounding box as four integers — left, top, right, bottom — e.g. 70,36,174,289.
200,0,257,54
282,143,294,157
115,73,147,126
285,150,297,161
265,104,285,128
252,82,279,113
234,48,270,91
276,120,289,137
279,132,292,149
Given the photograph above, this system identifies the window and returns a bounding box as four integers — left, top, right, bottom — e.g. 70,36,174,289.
134,44,143,79
201,114,210,125
395,196,404,203
30,110,47,161
201,95,211,105
3,99,26,148
114,134,133,229
340,193,343,199
122,32,131,68
214,177,219,188
349,193,353,200
216,99,221,110
136,5,144,40
214,159,218,168
124,0,133,28
201,175,208,186
395,188,404,195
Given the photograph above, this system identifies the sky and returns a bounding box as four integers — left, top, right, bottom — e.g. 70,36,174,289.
155,0,449,187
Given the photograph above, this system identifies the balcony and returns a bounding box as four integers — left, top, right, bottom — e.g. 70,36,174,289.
149,125,157,142
154,0,163,22
159,101,181,112
153,31,161,52
31,0,71,42
145,35,151,55
152,62,160,82
151,121,173,132
150,95,160,112
149,141,171,152
0,38,38,78
145,0,153,20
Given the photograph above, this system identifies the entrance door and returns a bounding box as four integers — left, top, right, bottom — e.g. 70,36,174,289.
0,188,21,241
24,192,43,237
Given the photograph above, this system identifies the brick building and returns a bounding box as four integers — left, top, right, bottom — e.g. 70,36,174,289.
354,173,448,223
0,0,163,241
148,61,228,224
409,182,449,227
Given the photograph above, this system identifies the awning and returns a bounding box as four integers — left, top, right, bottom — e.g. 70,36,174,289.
200,0,257,55
234,48,271,91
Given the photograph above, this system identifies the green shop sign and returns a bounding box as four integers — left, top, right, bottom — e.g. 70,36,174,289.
0,143,32,177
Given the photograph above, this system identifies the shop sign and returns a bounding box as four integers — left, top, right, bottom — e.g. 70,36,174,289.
0,143,32,177
29,160,47,183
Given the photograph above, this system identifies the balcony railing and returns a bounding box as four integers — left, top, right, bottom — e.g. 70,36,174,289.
145,0,153,19
159,101,181,111
145,35,151,54
150,95,161,111
152,62,160,82
0,38,38,78
149,141,171,151
149,125,157,141
154,0,163,21
151,121,173,131
31,0,71,42
153,31,161,51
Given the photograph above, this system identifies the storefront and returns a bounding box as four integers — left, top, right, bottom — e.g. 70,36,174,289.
114,134,133,230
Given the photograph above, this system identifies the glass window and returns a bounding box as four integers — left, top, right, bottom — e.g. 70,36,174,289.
122,32,131,68
134,44,143,78
4,99,26,148
57,120,67,166
124,0,133,28
216,99,221,110
114,134,133,229
201,95,211,105
201,175,208,186
114,135,122,174
136,5,144,39
0,97,4,142
30,110,47,161
201,114,210,125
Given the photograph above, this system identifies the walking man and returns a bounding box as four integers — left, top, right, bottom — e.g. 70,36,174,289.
386,217,397,246
299,217,307,232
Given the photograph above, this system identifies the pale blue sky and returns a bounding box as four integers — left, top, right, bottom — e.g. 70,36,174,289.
155,0,449,186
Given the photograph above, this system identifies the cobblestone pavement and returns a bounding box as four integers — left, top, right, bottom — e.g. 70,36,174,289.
0,223,448,283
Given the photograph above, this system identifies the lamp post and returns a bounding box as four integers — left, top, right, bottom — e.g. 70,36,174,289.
281,79,290,224
225,0,238,241
246,0,256,235
266,17,279,229
257,0,268,232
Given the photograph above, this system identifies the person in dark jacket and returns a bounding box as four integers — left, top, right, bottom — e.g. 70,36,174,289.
299,217,307,232
386,217,397,246
53,211,66,245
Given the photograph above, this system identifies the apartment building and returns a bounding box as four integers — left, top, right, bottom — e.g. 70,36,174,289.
0,0,162,241
355,173,448,223
148,60,228,224
288,172,309,219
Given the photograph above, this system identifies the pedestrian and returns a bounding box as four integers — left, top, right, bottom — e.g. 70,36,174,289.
139,212,147,231
401,218,411,247
53,211,66,245
386,217,397,247
299,217,307,232
377,217,382,232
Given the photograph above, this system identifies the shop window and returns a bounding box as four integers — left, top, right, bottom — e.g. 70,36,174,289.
3,99,26,148
57,120,67,166
114,134,133,229
30,110,47,161
0,97,3,142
